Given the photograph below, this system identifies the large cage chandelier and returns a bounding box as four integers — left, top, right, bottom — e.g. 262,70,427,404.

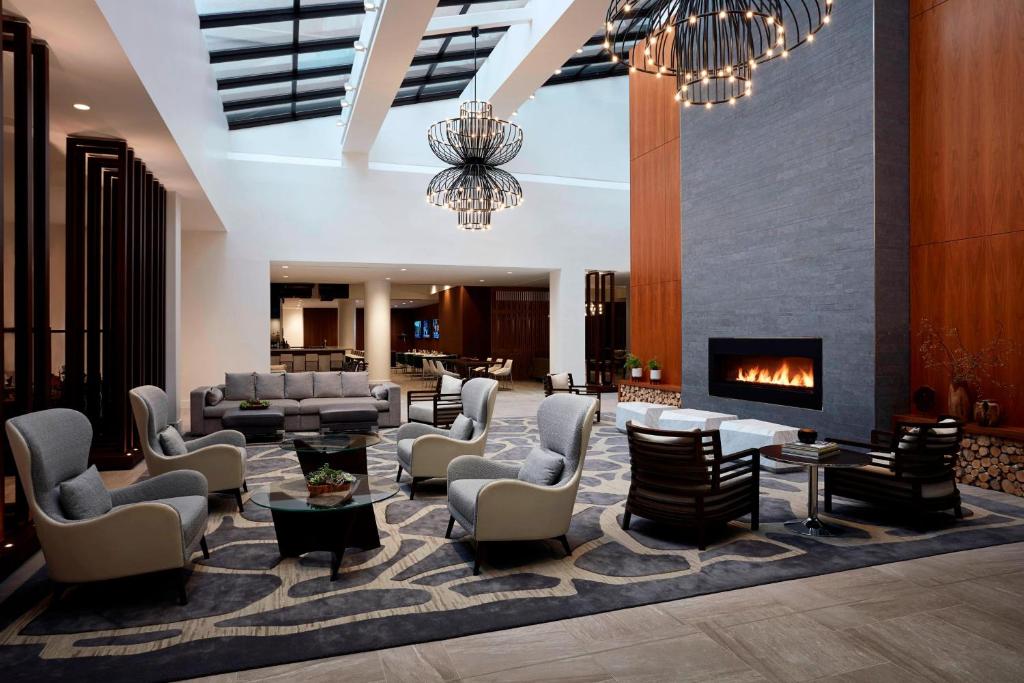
426,27,523,231
605,0,833,108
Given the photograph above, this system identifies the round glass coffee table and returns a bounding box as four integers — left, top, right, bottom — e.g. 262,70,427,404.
759,445,871,537
250,475,398,580
280,433,381,475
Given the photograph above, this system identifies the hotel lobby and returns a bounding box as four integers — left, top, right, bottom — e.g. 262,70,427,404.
2,1,1023,681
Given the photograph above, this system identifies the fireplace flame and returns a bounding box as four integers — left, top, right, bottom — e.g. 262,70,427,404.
735,361,814,388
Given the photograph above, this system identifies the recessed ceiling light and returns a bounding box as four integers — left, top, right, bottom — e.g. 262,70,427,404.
507,271,513,274
479,279,485,282
73,103,91,111
400,268,407,271
283,275,289,278
386,277,391,280
281,265,289,269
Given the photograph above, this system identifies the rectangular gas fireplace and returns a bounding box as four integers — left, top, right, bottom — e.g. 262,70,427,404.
708,338,823,410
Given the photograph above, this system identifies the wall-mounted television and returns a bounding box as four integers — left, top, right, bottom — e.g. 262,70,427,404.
432,319,440,339
413,320,423,339
413,319,441,340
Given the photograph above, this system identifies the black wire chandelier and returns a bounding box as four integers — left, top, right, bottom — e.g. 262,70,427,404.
605,0,833,108
426,27,523,231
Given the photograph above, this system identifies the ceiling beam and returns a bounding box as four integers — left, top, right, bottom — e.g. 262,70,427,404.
341,0,439,153
423,7,531,37
199,1,364,29
464,0,609,118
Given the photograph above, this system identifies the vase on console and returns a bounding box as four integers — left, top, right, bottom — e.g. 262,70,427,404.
973,399,1002,427
947,382,971,422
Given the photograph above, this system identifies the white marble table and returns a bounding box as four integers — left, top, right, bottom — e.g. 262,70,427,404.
616,402,671,433
719,418,802,472
657,408,739,432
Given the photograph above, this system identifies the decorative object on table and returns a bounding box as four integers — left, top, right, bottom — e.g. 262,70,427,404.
624,353,643,379
239,399,270,410
913,385,936,413
426,27,522,231
918,319,1019,422
798,428,818,444
973,399,1002,427
603,0,833,108
647,358,661,382
304,464,355,497
781,440,839,460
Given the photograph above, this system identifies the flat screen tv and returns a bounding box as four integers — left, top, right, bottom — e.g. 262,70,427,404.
413,320,423,339
432,319,440,339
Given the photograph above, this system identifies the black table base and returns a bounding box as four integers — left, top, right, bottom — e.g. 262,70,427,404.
270,505,382,581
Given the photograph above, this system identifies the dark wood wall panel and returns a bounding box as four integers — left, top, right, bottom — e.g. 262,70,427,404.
629,65,682,385
302,308,338,347
490,288,548,380
910,0,1024,425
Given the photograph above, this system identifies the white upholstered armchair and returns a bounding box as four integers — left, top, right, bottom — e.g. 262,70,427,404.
395,377,499,499
446,393,598,574
130,385,248,510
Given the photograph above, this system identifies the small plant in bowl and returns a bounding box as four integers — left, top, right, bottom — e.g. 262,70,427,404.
647,358,662,382
624,353,643,379
305,464,356,497
240,399,270,410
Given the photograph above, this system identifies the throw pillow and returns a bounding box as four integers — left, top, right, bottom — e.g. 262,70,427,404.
284,372,314,400
371,384,389,400
255,372,285,399
59,466,112,520
341,371,371,398
549,373,571,391
518,449,565,486
159,426,189,456
449,413,474,440
440,374,462,396
225,372,256,401
206,386,224,406
314,371,343,398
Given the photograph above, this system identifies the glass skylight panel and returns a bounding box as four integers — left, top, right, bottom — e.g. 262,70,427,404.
203,22,294,52
295,98,343,113
221,82,293,102
195,0,290,14
212,56,293,80
297,75,349,92
297,49,354,70
298,15,363,41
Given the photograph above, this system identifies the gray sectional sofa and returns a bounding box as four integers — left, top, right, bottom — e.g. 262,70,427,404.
191,371,401,435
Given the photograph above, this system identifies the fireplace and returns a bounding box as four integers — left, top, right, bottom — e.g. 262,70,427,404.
708,338,823,410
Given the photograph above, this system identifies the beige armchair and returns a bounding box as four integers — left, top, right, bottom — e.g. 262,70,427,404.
489,358,514,390
5,409,211,604
130,385,248,511
446,393,598,574
395,377,499,499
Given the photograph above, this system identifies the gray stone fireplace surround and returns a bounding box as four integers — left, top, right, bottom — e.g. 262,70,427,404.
680,0,909,439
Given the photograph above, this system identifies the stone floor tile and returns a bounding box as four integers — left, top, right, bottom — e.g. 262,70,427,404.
592,631,763,683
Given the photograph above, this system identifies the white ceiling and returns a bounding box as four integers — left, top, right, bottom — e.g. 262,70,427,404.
269,261,552,288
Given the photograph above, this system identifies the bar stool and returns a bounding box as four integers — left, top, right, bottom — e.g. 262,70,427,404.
279,353,294,373
304,353,320,371
329,352,345,370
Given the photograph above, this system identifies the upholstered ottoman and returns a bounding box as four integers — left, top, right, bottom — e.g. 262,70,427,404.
320,404,379,433
616,402,671,433
719,418,801,472
222,406,285,442
658,408,739,432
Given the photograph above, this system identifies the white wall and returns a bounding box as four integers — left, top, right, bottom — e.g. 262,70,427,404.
281,306,304,349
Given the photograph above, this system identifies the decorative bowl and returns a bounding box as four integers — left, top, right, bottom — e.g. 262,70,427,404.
798,428,818,445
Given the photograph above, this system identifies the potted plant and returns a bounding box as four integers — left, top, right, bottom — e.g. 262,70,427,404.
648,358,662,382
239,399,270,411
624,353,643,380
305,463,356,497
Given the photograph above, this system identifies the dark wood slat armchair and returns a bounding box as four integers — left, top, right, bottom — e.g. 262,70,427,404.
825,417,964,519
624,423,760,549
544,372,601,422
406,376,463,428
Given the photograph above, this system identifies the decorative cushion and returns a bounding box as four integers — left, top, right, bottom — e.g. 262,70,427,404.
409,403,434,423
518,448,565,486
313,372,343,398
549,373,571,390
284,372,314,400
224,372,256,401
255,372,285,399
205,386,224,406
449,414,474,441
159,426,188,455
59,466,112,520
440,374,462,396
371,384,389,400
341,371,371,398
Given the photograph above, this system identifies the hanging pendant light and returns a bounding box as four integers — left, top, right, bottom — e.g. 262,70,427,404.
605,0,833,107
426,27,523,231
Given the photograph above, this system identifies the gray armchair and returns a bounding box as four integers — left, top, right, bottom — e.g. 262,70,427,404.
5,409,210,604
130,385,248,510
446,393,598,574
395,377,499,499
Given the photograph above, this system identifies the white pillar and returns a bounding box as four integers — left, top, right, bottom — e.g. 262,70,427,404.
338,298,357,349
364,279,391,381
549,268,586,380
165,192,182,423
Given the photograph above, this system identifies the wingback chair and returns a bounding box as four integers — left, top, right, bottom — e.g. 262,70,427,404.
395,377,499,499
446,393,598,574
130,385,248,511
5,409,211,604
825,418,964,519
625,424,760,550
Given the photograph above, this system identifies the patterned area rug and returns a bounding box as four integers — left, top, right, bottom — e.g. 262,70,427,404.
3,419,1024,682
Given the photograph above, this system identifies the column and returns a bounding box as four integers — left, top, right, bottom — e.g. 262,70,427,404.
364,279,391,382
338,298,357,350
165,192,182,422
549,268,586,380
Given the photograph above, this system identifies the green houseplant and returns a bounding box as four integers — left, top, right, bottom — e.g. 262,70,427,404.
305,464,356,497
624,353,643,380
647,358,662,382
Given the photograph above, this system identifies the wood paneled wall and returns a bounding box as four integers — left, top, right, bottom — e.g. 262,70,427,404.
629,63,682,385
910,0,1024,424
491,287,548,380
302,308,338,347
